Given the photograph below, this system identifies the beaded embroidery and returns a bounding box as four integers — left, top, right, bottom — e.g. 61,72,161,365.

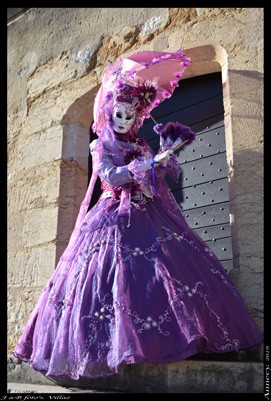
47,226,241,354
114,301,172,336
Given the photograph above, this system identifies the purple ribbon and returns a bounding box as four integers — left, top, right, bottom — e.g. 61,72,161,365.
151,158,156,191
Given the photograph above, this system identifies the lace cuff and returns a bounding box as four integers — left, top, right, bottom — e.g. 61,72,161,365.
127,158,155,197
162,153,182,182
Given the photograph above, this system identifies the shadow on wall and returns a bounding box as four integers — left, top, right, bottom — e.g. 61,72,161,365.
228,70,263,107
226,148,263,282
55,86,97,264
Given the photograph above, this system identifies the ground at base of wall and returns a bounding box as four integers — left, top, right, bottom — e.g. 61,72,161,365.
7,354,264,393
7,382,123,393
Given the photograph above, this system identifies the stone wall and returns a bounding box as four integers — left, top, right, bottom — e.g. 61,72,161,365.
8,7,263,369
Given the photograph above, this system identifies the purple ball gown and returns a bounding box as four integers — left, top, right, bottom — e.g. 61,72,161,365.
13,126,263,380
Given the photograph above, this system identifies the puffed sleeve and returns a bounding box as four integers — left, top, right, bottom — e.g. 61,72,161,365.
90,140,134,187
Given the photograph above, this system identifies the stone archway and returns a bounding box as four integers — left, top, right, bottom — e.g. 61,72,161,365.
55,85,99,263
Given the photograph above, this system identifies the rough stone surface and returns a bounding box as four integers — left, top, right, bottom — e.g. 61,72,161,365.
27,53,77,100
8,244,56,288
8,161,61,211
17,125,63,169
62,123,90,170
7,357,56,387
8,7,264,391
96,26,141,67
22,72,97,138
183,13,246,59
22,207,58,248
167,8,198,27
8,8,169,125
140,13,169,36
8,287,45,349
57,160,89,244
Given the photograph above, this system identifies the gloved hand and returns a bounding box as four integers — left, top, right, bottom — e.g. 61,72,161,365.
128,150,173,175
128,157,154,173
154,149,173,165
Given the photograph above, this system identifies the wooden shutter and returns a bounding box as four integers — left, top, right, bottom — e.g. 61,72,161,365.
139,72,233,273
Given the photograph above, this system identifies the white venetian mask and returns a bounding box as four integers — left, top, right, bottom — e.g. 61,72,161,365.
111,102,136,134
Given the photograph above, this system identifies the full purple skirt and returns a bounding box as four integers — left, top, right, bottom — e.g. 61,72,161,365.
13,195,263,379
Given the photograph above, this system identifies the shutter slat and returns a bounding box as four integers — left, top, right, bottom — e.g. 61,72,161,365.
150,73,223,118
180,127,226,162
179,153,228,187
142,96,224,141
205,237,233,260
183,202,230,228
191,116,224,134
177,178,229,210
146,116,225,153
194,223,231,241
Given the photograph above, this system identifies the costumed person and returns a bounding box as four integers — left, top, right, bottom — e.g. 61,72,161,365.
13,49,263,380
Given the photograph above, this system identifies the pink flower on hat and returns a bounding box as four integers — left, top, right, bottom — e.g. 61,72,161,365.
162,91,171,99
152,99,161,107
173,72,183,79
183,58,191,66
170,80,179,88
161,54,171,60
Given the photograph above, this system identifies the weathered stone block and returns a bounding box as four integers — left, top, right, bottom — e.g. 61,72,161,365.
229,70,263,104
164,360,263,393
8,128,21,167
17,125,63,169
237,224,263,256
56,204,81,244
231,109,263,146
28,53,77,100
153,32,169,52
97,26,140,67
8,209,25,253
168,8,197,27
8,244,56,288
62,123,90,170
8,161,61,210
233,193,263,225
243,8,264,66
57,161,88,244
8,286,45,351
230,268,263,321
22,72,97,136
58,161,88,207
182,12,245,59
22,207,58,248
140,12,169,36
239,254,263,275
232,160,263,196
